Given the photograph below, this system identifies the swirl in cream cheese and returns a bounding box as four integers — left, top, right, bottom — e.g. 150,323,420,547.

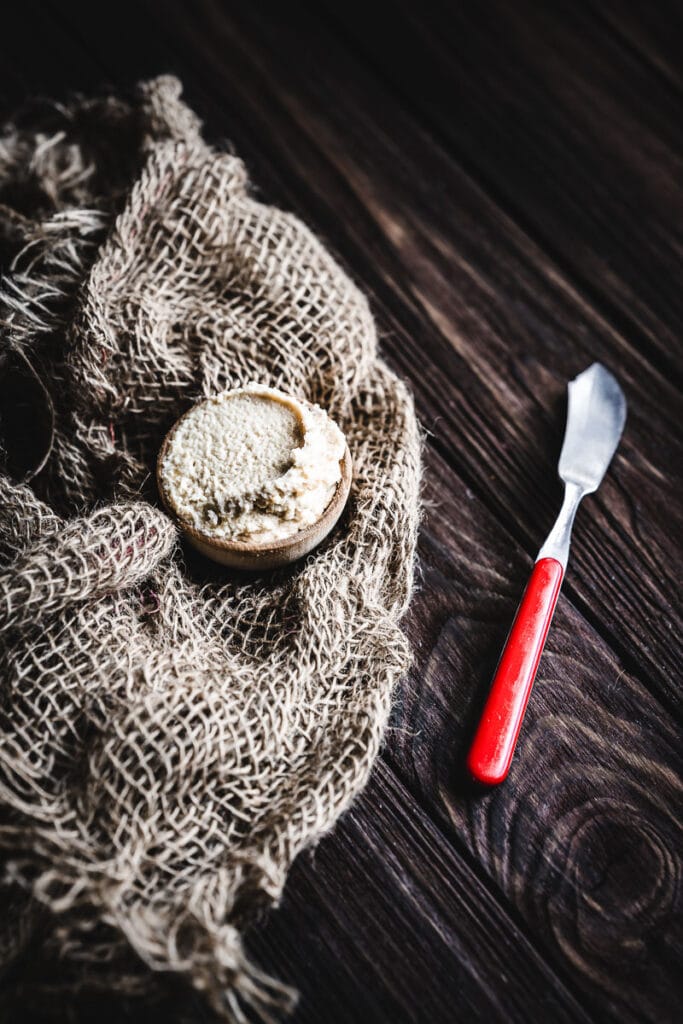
160,384,346,543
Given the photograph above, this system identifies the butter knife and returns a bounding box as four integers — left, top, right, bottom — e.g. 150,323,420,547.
467,363,627,785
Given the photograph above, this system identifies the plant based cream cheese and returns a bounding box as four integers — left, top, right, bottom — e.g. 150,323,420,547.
160,385,346,544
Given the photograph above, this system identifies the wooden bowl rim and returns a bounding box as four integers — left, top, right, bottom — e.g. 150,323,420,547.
156,396,352,556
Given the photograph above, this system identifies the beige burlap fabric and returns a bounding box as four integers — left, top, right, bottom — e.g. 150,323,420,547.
0,77,420,1020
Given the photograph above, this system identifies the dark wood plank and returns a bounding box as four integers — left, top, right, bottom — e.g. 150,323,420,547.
593,0,683,91
2,4,681,1024
318,0,683,384
248,761,592,1024
248,445,682,1024
391,446,683,1024
137,0,683,713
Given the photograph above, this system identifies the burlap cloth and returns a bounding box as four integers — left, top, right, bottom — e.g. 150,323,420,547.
0,77,420,1020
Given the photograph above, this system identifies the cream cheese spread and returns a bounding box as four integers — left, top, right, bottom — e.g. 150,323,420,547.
160,384,346,544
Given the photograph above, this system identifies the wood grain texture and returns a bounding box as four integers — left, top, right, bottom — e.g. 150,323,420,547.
249,761,594,1024
319,0,683,381
196,0,682,714
593,0,683,91
393,447,683,1024
2,2,682,1023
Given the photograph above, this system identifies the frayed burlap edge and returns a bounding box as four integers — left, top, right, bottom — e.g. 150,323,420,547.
0,76,421,1022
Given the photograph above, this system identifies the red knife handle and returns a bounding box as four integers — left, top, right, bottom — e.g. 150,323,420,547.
467,557,564,785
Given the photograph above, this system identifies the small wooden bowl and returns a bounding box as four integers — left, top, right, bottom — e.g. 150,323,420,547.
157,413,352,570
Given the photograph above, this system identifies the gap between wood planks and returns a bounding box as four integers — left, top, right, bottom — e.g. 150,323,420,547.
379,442,682,1023
313,0,683,389
247,760,594,1024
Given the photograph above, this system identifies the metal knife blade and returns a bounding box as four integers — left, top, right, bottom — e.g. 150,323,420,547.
538,362,627,567
559,363,627,494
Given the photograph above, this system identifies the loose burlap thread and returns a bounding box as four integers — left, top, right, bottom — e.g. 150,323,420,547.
0,77,421,1021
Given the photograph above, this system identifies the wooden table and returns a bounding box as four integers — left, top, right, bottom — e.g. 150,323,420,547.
3,3,682,1022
